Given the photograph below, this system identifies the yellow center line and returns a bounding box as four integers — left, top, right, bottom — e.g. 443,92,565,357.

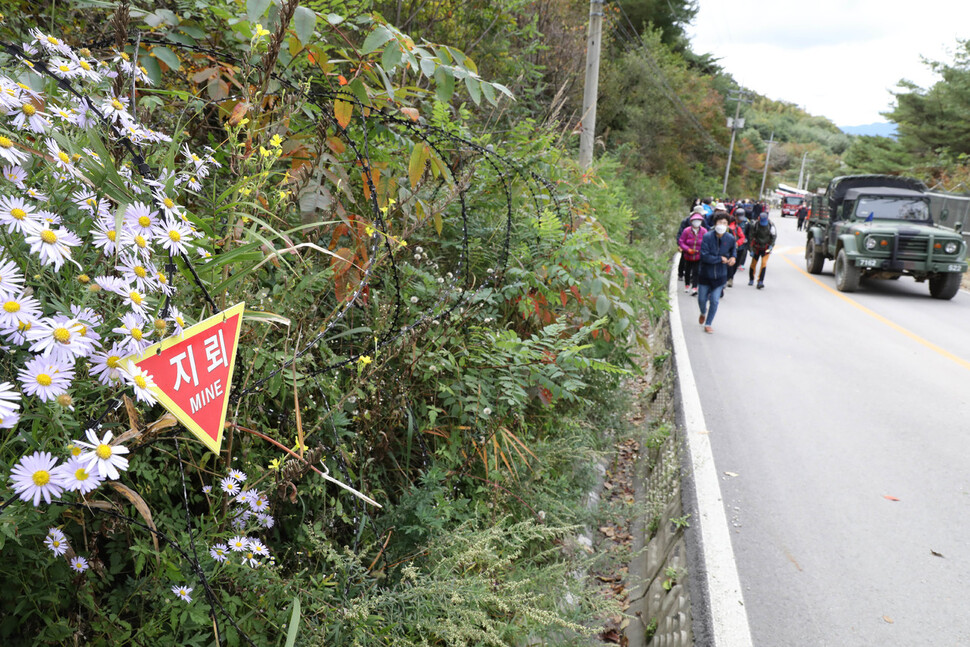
781,254,970,371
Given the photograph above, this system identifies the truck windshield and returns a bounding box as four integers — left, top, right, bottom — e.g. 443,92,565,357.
854,197,930,221
783,197,803,205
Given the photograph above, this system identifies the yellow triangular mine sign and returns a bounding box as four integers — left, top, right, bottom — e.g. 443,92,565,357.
125,303,244,454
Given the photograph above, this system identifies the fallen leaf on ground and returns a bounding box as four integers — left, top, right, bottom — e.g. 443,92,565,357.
883,495,900,501
724,471,739,477
883,615,894,624
931,550,944,558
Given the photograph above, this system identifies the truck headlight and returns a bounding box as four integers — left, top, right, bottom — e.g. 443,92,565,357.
944,241,959,254
865,236,878,250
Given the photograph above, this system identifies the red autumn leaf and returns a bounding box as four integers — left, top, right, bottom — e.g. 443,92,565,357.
883,495,900,502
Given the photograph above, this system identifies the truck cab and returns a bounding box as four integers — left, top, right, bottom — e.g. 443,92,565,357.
779,194,806,218
805,175,967,299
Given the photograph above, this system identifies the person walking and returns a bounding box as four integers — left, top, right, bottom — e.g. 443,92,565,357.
795,203,808,231
697,212,736,334
678,203,704,281
732,202,751,272
678,212,706,295
726,212,747,287
748,208,778,289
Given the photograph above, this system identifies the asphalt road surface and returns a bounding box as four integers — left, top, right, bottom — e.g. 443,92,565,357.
677,211,970,646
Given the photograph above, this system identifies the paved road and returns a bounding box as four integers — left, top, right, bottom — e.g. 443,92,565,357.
677,211,970,646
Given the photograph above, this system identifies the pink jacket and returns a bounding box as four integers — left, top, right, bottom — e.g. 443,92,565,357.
678,225,706,261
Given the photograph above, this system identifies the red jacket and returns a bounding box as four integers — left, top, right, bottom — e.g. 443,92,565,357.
728,221,746,247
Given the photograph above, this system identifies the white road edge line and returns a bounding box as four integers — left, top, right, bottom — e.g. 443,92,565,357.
668,254,753,647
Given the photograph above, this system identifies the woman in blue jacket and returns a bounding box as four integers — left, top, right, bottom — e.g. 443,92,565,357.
697,212,737,334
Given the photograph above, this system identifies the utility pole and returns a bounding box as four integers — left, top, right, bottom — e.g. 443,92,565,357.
722,89,753,195
578,0,604,169
797,151,809,189
759,131,774,200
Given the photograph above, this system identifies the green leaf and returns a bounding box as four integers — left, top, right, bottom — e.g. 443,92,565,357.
434,67,455,103
481,81,496,106
596,294,610,317
464,75,481,105
247,0,271,22
293,6,317,46
139,56,161,86
361,25,395,55
152,46,180,71
381,41,403,71
284,597,301,647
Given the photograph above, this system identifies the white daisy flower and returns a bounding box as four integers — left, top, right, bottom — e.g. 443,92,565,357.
241,550,260,568
70,56,102,82
18,356,74,402
227,469,247,482
90,218,120,255
44,528,70,556
117,227,153,259
69,556,89,573
88,344,127,385
247,538,269,557
125,202,159,237
2,165,26,188
0,291,41,329
0,257,25,297
119,360,157,405
184,175,202,191
257,513,275,529
167,306,188,335
249,493,269,513
152,189,185,220
94,275,128,294
112,311,151,355
202,485,212,494
209,543,228,563
0,410,21,429
153,217,194,256
25,186,48,202
121,287,151,314
171,585,193,603
0,381,20,417
45,138,83,179
8,100,49,133
1,318,35,346
26,316,95,361
100,95,131,124
36,209,61,227
227,535,248,552
0,195,40,235
50,58,81,80
70,98,99,129
0,134,27,165
69,305,103,346
31,29,72,57
50,105,76,125
9,451,64,506
76,429,130,480
220,477,240,495
234,489,256,507
116,254,159,293
155,269,176,297
57,456,104,495
231,509,252,530
25,225,82,271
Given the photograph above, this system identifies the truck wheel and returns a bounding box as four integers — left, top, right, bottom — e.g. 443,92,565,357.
806,239,825,274
834,249,860,292
929,272,962,300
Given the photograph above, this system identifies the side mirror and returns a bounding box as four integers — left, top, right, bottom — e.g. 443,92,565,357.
955,222,963,233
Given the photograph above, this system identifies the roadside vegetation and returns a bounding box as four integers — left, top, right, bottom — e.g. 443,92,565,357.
0,1,965,645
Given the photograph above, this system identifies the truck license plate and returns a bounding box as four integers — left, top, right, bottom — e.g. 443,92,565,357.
948,264,963,272
858,258,879,267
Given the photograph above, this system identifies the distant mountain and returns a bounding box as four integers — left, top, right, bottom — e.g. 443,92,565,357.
839,122,898,138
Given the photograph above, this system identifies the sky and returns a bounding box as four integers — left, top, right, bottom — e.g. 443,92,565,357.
686,0,970,127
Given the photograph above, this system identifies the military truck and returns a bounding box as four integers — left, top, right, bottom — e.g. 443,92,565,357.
805,175,968,299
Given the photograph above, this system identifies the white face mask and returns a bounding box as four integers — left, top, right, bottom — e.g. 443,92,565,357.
691,221,701,229
715,224,728,235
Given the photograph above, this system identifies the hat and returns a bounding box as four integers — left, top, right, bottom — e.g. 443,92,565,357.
691,205,705,215
715,202,727,211
689,212,705,222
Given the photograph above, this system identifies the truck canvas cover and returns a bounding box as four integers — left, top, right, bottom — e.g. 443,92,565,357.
826,175,927,211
